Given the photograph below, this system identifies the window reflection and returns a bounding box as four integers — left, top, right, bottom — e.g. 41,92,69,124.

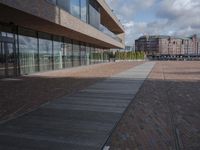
38,32,53,72
57,0,70,11
0,41,5,78
80,44,86,65
47,0,56,5
86,44,91,65
103,50,109,62
46,0,118,41
81,0,88,22
89,0,100,29
70,0,80,18
90,47,95,64
63,38,73,68
72,40,80,67
53,36,63,70
18,28,39,75
0,23,110,78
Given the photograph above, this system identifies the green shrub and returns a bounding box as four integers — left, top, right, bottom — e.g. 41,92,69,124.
113,51,145,60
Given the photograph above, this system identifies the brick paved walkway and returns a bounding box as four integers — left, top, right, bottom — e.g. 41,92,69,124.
0,62,155,150
0,62,142,121
106,61,200,150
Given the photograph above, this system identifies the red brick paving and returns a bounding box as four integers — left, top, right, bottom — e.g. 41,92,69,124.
108,61,200,150
0,61,143,122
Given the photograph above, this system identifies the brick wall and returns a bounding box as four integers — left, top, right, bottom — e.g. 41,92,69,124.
135,35,200,56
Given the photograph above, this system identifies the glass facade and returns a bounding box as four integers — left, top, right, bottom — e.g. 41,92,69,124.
46,0,100,29
80,0,88,22
80,44,86,65
89,0,100,29
47,0,57,5
53,36,63,70
90,47,95,64
72,41,80,67
18,27,39,75
70,0,81,18
46,0,119,41
63,38,73,68
0,39,4,78
86,45,91,65
57,0,70,11
38,32,53,72
0,23,110,78
0,25,17,78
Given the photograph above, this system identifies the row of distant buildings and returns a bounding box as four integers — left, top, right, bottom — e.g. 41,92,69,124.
135,34,200,57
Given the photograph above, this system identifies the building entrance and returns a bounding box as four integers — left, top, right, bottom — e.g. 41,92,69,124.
0,36,17,78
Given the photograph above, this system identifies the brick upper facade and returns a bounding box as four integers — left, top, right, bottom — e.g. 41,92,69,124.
135,35,200,56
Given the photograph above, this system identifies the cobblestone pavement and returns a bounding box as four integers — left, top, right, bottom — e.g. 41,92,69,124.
106,61,200,150
0,61,143,122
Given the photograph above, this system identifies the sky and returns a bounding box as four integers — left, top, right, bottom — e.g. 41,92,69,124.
106,0,200,46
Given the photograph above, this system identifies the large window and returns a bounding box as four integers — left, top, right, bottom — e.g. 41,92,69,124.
18,28,39,75
81,0,88,22
90,47,95,64
0,33,5,78
80,43,86,65
53,36,63,70
103,50,109,62
47,0,56,5
46,0,103,31
89,0,100,29
72,40,80,67
57,0,70,11
94,48,99,64
70,0,81,18
63,38,73,68
86,44,90,65
1,23,110,78
0,25,17,78
38,32,53,72
98,48,104,63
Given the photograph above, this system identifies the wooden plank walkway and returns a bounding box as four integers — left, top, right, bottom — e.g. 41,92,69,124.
0,62,155,150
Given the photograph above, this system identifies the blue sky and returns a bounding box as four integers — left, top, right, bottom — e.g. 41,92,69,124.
106,0,200,45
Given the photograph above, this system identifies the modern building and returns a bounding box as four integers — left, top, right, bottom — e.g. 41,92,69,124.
111,45,135,53
0,0,125,78
135,35,200,58
124,45,134,52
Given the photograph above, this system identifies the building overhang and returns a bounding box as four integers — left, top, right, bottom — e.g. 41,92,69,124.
97,0,124,34
0,1,124,49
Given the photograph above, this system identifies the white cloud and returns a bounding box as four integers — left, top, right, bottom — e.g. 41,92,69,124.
106,0,200,45
157,0,200,37
173,0,198,10
106,0,155,19
123,21,134,28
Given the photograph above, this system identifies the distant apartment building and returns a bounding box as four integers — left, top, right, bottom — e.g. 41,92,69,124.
135,35,200,57
0,0,124,78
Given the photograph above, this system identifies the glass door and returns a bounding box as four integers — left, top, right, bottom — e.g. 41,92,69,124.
0,41,5,78
0,41,16,78
80,44,86,66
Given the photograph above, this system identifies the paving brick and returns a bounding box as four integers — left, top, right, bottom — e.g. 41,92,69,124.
0,62,155,150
